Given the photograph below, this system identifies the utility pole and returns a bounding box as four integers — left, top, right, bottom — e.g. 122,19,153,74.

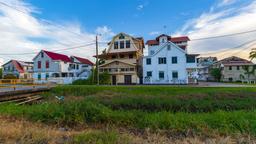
96,35,99,85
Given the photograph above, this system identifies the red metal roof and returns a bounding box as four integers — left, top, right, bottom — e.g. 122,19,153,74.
170,36,190,42
12,60,24,73
73,56,94,65
146,35,190,45
43,50,71,62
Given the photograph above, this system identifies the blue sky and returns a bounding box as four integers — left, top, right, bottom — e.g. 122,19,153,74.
0,0,256,64
26,0,216,39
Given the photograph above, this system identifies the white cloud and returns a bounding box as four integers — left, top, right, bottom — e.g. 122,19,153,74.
149,31,160,36
175,0,256,60
0,0,113,65
137,5,144,11
218,0,237,7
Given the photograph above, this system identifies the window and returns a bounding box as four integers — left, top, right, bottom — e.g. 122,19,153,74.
46,61,49,69
126,40,130,48
172,57,178,64
46,73,49,80
119,34,125,39
167,45,171,50
158,57,166,64
150,50,155,55
237,66,240,70
76,65,79,70
114,42,118,49
120,55,124,58
229,66,232,70
120,41,124,49
147,71,152,77
130,68,135,71
38,74,41,80
159,71,164,79
146,58,151,65
38,61,41,69
172,71,178,79
41,52,44,58
186,55,196,63
129,54,133,59
112,55,117,59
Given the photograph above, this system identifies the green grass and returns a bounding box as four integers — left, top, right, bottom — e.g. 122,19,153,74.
52,85,256,112
1,85,256,136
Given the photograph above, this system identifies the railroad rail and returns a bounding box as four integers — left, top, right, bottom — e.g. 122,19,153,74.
0,85,54,105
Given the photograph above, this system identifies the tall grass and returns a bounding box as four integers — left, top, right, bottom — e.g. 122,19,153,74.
1,85,256,136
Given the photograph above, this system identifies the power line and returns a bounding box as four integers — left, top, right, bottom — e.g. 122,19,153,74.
0,1,90,43
190,29,256,41
0,42,95,55
200,38,256,56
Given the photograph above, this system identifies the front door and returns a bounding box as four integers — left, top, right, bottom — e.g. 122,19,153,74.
112,75,117,85
124,75,132,85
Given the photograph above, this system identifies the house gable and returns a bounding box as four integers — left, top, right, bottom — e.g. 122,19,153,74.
145,41,186,58
107,33,140,54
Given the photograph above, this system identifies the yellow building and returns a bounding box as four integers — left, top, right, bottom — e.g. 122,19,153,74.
97,33,144,85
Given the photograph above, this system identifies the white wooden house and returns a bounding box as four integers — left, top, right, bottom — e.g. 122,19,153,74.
33,50,93,84
143,34,199,84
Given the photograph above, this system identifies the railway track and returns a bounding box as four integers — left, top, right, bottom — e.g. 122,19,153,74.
0,87,50,105
0,92,43,105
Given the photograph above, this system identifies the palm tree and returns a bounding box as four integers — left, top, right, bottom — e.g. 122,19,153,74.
249,48,256,60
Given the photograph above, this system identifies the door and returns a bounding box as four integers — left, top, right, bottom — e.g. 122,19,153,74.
124,75,132,85
112,75,117,85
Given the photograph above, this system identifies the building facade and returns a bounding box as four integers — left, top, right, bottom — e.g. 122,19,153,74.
211,56,256,83
197,57,218,81
33,50,93,84
2,60,33,79
143,34,198,84
97,33,144,85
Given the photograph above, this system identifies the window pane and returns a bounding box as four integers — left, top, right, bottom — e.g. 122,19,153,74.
146,58,151,65
114,42,118,49
159,71,164,79
120,41,124,49
172,57,177,64
172,72,178,79
126,40,130,48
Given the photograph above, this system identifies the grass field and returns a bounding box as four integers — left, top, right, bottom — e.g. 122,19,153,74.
1,85,256,143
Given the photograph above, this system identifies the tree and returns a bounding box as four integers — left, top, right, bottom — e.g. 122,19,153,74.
249,48,256,60
210,68,222,82
241,65,256,82
72,68,111,85
0,68,2,79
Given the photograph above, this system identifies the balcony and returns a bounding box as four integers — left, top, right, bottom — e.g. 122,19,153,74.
99,67,136,74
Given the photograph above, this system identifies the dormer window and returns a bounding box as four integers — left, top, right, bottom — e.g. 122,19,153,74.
119,34,125,39
160,36,168,44
41,52,44,58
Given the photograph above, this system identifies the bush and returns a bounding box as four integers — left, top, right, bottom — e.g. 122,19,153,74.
3,74,18,79
72,71,110,85
210,68,222,82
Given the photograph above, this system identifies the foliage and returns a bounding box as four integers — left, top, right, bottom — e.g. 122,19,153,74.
2,86,256,136
3,74,17,79
249,48,256,60
72,69,111,85
210,68,222,81
0,68,2,79
241,65,256,81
